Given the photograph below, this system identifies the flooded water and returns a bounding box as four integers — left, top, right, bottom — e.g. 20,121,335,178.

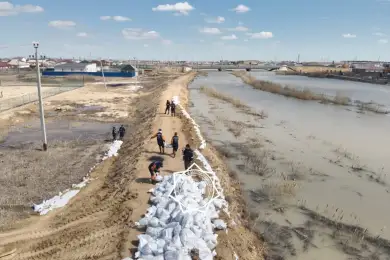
189,71,390,260
251,70,390,107
0,120,120,148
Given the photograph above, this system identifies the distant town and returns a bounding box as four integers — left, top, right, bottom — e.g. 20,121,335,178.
0,57,389,84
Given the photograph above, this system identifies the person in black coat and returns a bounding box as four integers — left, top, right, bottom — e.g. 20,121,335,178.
119,125,126,140
150,129,165,154
171,132,179,158
170,102,176,117
148,161,163,183
182,144,194,170
165,100,171,115
112,126,117,141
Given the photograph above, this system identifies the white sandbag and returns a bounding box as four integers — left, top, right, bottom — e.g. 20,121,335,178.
138,234,153,250
149,217,160,228
135,160,229,259
213,219,227,230
171,209,183,222
166,202,177,214
180,214,194,228
146,226,163,238
173,225,182,237
140,243,153,256
193,238,214,260
171,234,182,248
191,225,203,238
152,239,165,255
155,175,163,182
165,222,180,229
164,250,179,260
160,228,173,242
179,228,197,248
158,210,171,224
137,217,149,227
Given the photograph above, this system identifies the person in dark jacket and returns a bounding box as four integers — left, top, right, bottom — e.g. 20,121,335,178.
182,144,194,170
165,100,171,115
150,129,165,154
148,161,163,183
170,101,176,117
112,126,117,141
119,125,126,140
171,132,179,158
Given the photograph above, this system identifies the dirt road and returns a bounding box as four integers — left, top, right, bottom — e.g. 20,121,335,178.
0,72,264,259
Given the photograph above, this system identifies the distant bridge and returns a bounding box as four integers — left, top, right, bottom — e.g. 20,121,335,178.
136,63,280,71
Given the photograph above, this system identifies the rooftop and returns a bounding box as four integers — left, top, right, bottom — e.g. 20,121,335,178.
54,63,94,70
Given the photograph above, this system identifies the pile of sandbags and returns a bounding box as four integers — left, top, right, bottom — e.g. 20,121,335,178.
135,174,227,260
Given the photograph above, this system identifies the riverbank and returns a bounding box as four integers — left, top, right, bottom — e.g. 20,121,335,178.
232,71,389,114
276,70,389,86
187,71,390,260
178,75,266,260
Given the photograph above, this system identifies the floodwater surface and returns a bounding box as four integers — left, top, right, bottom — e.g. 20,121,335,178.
0,120,120,148
251,70,390,107
189,71,390,260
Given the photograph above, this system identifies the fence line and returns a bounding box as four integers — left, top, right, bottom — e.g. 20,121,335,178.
0,85,81,112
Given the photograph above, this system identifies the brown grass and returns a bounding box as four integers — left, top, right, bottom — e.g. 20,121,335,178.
200,86,268,118
232,71,351,105
244,149,275,176
0,139,104,227
293,66,351,73
200,86,248,109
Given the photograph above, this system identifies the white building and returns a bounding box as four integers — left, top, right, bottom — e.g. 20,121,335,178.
54,63,97,72
182,66,192,72
8,59,30,69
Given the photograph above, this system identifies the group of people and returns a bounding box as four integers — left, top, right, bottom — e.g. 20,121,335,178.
147,99,194,183
112,125,126,140
148,132,194,183
164,99,176,117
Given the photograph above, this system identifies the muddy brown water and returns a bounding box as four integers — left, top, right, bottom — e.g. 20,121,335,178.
189,72,390,260
250,70,390,108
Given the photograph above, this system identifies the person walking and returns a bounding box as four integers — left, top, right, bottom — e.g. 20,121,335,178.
148,161,163,184
112,126,117,141
165,100,171,115
170,101,176,117
119,125,126,140
171,132,179,158
182,144,194,170
151,129,166,154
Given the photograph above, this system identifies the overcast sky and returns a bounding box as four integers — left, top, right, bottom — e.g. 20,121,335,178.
1,0,390,61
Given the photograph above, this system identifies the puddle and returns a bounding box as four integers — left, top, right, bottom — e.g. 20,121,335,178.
107,83,128,87
188,72,390,260
76,105,105,112
1,120,126,148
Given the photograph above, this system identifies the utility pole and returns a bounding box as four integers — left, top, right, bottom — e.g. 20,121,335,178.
32,42,48,151
100,59,107,90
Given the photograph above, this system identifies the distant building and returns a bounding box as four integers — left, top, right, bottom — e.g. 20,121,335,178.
121,64,138,73
8,59,30,69
182,66,192,72
54,63,97,72
351,63,384,77
0,62,11,70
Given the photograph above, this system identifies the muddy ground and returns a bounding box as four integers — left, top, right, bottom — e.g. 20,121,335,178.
0,75,168,228
0,71,266,260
